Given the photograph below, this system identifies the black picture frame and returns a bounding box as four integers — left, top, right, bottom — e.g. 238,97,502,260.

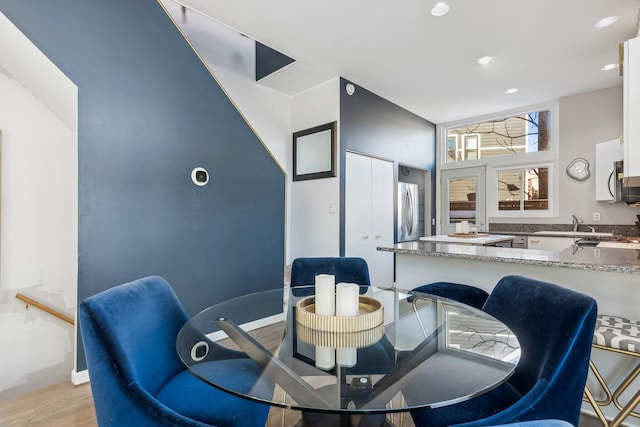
293,121,336,182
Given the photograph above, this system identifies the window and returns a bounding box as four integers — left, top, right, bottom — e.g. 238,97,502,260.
445,109,551,164
441,105,557,218
496,165,550,214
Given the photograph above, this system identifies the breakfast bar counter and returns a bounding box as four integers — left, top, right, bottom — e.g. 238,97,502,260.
378,241,640,317
419,234,516,246
378,241,640,425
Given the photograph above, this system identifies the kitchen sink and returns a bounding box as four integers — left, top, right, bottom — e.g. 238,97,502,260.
533,231,613,237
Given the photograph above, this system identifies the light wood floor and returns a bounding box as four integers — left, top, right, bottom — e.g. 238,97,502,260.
0,315,594,427
0,319,414,426
0,379,415,427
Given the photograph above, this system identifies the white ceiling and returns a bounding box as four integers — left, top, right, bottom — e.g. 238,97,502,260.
172,0,639,124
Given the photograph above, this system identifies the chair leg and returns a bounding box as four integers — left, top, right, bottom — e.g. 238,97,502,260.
584,385,611,427
586,359,614,406
611,387,640,427
612,361,640,419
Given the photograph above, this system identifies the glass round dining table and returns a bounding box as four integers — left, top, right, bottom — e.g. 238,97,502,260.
176,285,520,423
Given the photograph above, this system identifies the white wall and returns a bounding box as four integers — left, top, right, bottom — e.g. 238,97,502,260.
0,11,78,399
289,78,341,262
558,86,638,225
484,86,638,226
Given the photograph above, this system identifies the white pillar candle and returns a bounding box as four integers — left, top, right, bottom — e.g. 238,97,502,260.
315,346,335,370
335,282,359,367
336,347,357,367
315,274,335,316
336,282,359,316
455,222,462,233
461,220,470,234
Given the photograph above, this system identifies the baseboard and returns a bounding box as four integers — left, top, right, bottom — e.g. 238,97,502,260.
71,368,89,385
206,312,284,341
71,312,284,385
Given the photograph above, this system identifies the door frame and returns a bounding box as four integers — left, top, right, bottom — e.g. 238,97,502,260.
439,166,487,235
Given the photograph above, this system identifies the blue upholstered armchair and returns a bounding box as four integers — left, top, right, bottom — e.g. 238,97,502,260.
78,276,269,427
412,281,489,309
410,275,597,427
290,257,371,295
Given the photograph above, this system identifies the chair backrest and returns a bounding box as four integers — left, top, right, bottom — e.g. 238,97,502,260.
290,257,371,287
481,275,598,425
79,276,190,421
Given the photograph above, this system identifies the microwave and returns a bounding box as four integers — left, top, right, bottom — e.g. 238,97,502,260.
614,161,640,203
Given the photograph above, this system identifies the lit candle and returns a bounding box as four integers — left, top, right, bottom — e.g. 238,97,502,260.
336,282,359,367
315,274,335,316
336,282,359,316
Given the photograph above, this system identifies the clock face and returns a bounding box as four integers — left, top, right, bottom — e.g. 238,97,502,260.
566,158,590,181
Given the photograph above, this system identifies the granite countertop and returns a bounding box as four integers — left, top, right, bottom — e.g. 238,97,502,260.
378,241,640,275
419,234,516,245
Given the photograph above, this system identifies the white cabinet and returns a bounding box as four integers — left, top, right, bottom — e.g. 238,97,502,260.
345,152,394,286
623,37,640,185
527,236,575,251
595,139,624,202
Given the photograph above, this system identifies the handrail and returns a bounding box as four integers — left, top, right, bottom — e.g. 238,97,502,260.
15,293,75,325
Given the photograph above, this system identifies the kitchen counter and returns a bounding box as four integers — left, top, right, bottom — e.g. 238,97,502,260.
380,241,640,275
379,241,640,319
379,241,640,425
419,234,516,246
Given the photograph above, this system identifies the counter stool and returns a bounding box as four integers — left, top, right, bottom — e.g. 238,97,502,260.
584,315,640,427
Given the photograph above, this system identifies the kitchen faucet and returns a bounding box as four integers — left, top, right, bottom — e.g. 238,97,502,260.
572,215,583,232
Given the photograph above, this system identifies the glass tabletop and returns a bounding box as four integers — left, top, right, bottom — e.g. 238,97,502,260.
176,285,520,414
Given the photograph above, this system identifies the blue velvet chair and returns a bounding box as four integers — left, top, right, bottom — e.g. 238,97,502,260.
290,257,371,295
486,421,573,427
78,276,269,427
410,275,598,427
412,281,489,309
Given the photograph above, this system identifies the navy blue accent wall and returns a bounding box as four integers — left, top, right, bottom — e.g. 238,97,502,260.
339,78,436,252
0,0,285,371
255,41,295,80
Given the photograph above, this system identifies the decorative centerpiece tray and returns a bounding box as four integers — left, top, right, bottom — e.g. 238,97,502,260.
296,324,384,348
295,295,383,332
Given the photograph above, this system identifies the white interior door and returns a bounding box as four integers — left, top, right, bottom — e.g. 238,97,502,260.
345,152,372,259
440,167,486,234
345,152,394,287
369,157,394,286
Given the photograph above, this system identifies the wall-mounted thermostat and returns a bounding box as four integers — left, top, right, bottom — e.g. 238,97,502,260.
191,167,209,186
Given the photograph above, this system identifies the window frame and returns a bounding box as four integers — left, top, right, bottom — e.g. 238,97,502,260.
437,102,559,220
490,162,555,217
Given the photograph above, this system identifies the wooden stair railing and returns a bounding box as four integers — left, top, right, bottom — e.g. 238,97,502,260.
15,293,75,325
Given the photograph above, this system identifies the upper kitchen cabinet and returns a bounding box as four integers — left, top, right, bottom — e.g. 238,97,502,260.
623,36,640,186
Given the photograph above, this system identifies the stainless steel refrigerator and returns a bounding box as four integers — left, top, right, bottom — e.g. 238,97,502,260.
397,182,419,242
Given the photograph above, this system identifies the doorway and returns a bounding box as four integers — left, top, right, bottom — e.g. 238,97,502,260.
440,167,486,234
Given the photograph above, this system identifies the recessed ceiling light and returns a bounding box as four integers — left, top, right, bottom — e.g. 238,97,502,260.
431,2,450,17
601,63,619,71
505,88,519,94
595,16,618,28
477,56,493,65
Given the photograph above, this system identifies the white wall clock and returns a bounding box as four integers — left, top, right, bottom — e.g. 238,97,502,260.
566,158,590,181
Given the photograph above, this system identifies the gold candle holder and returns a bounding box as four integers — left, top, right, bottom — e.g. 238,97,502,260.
295,295,384,333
